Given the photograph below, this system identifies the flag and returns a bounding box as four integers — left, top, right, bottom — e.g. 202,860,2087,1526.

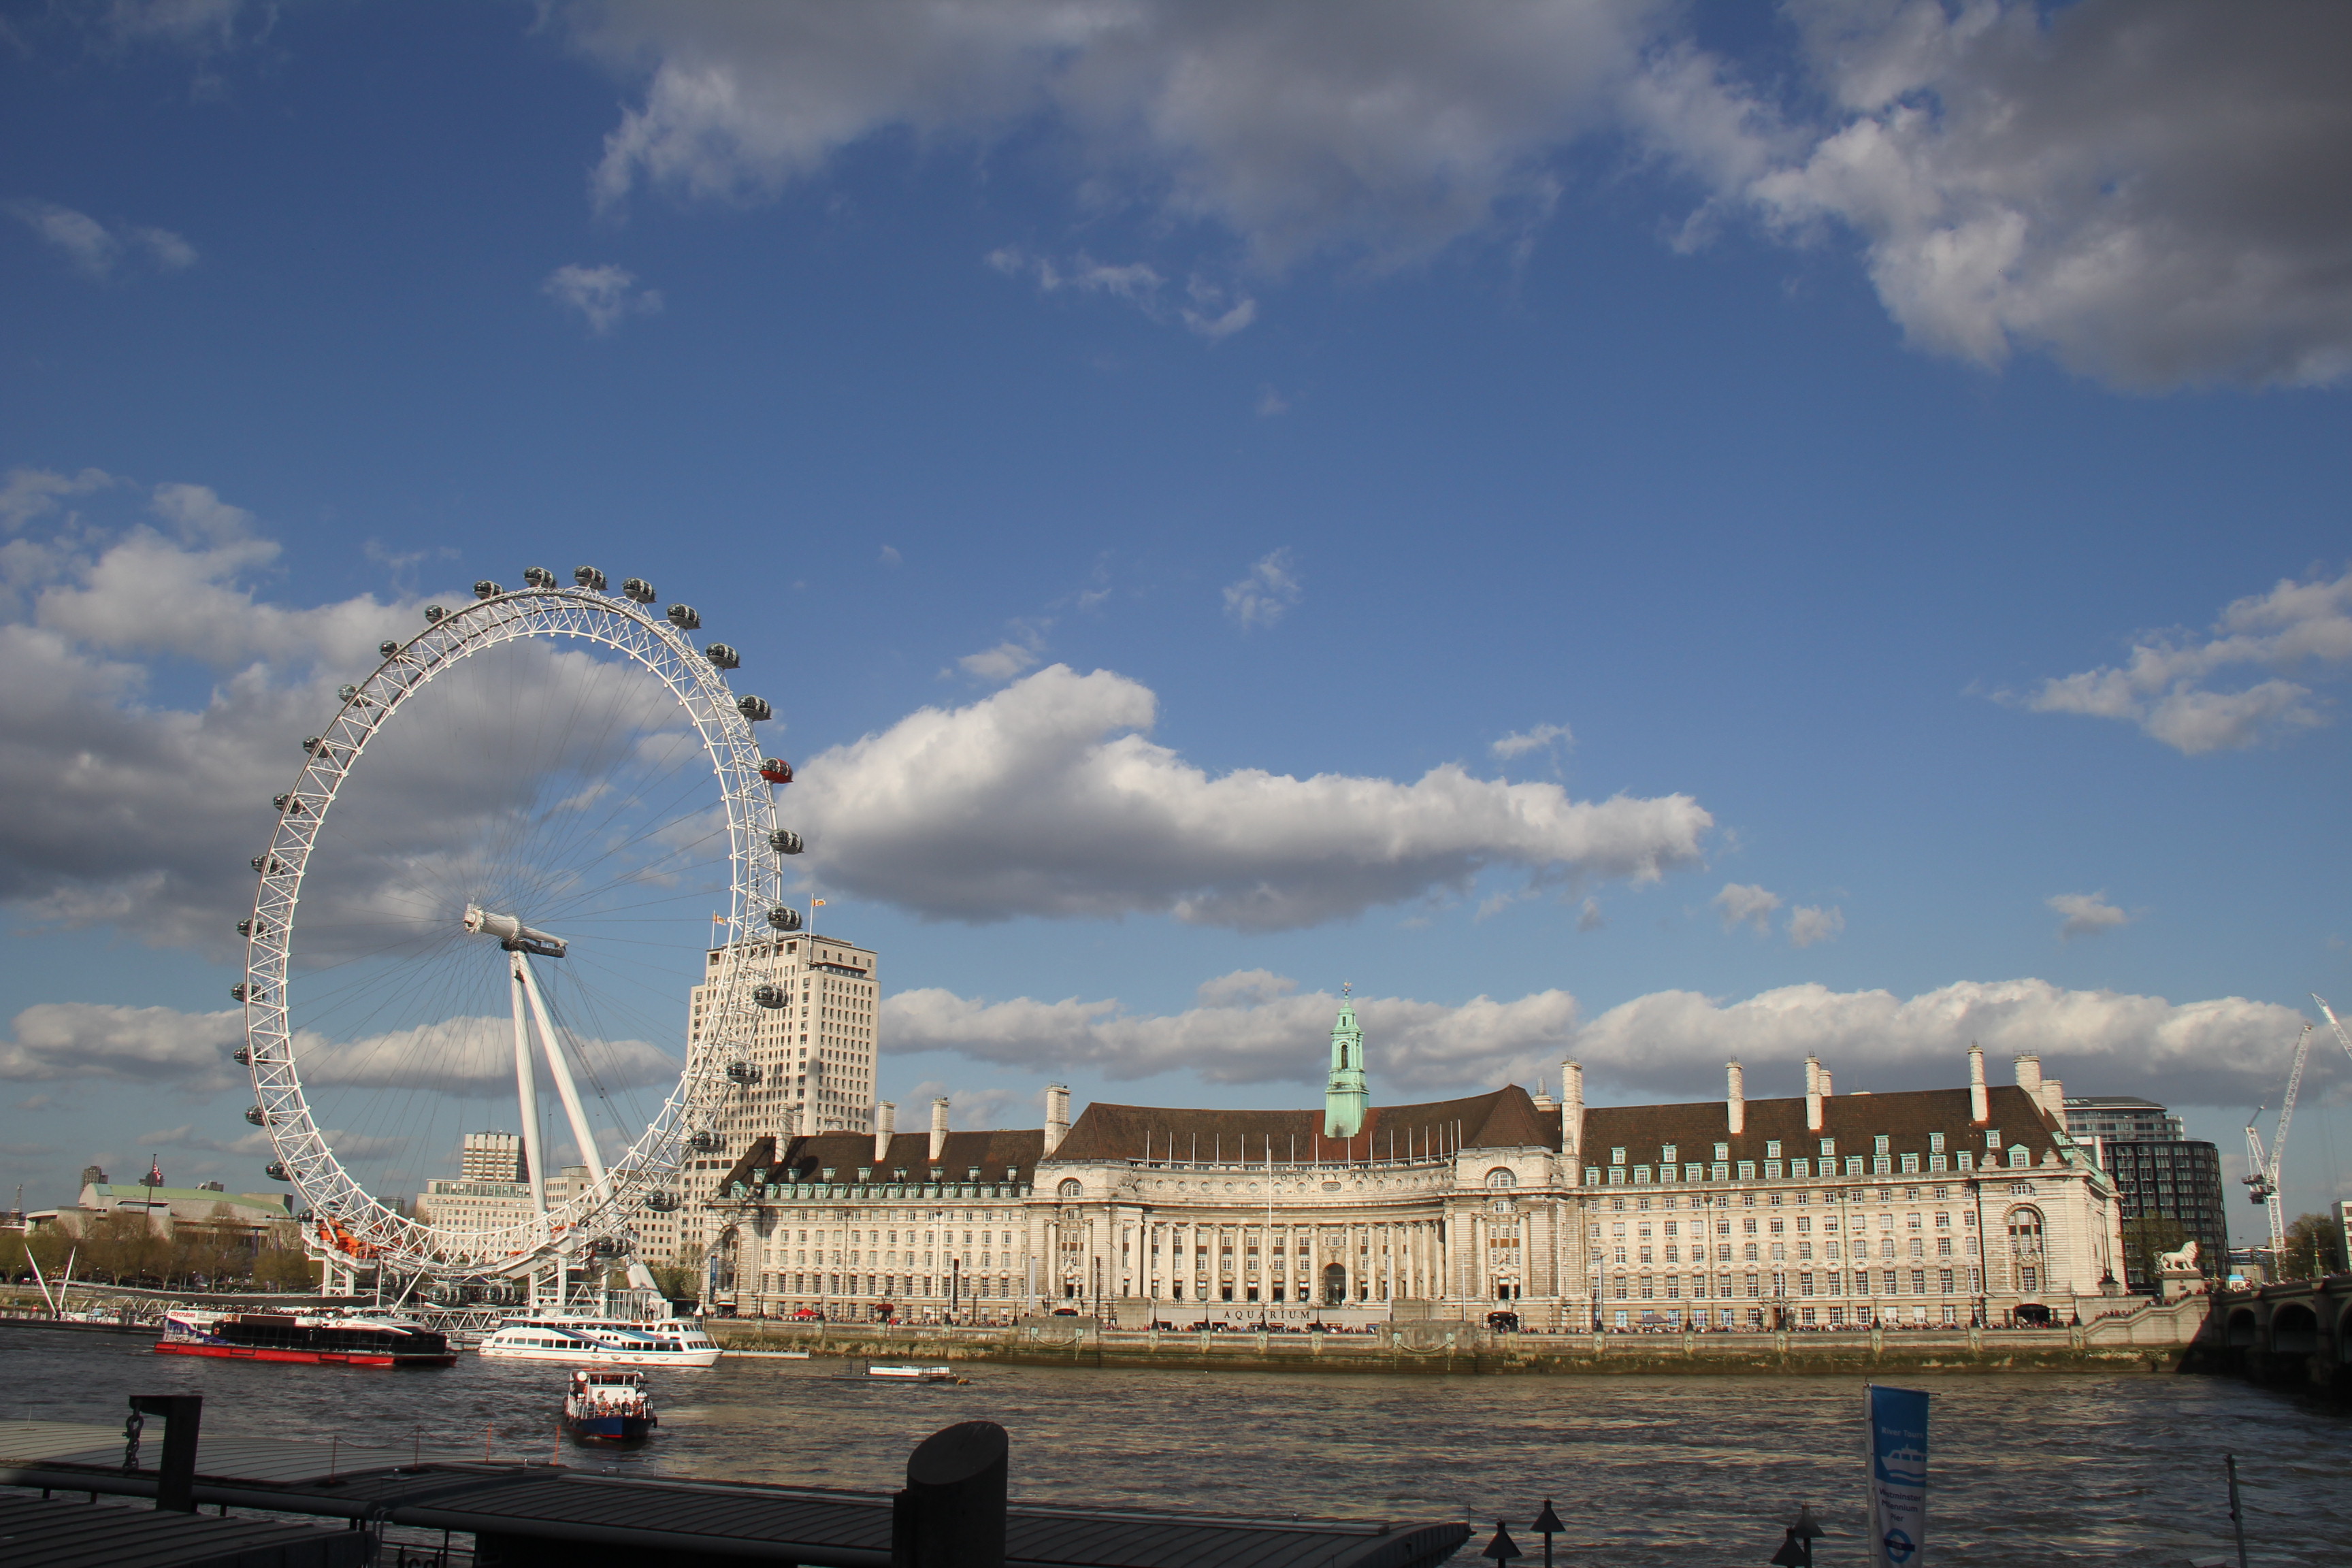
813,898,826,906
1866,1384,1929,1567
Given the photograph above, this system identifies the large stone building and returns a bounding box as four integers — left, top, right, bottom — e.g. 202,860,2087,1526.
702,1007,2128,1329
643,930,880,1269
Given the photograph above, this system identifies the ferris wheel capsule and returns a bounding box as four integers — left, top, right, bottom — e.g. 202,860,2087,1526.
424,604,446,624
765,906,802,932
378,640,400,659
769,829,803,855
572,565,606,590
621,578,657,604
753,982,788,1007
245,1105,267,1126
643,1191,680,1213
759,758,792,783
473,581,504,600
704,643,740,670
738,696,772,722
667,604,700,630
524,566,558,589
263,1162,289,1181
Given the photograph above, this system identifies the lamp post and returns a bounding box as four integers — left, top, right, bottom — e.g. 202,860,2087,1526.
949,1256,961,1325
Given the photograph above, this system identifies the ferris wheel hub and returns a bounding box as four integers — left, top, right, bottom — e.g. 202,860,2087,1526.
462,902,569,958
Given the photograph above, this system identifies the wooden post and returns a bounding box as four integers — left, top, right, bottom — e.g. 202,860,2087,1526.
891,1420,1008,1568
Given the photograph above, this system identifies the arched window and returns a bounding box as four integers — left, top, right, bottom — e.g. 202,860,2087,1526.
1485,1167,1518,1190
2006,1207,2044,1249
1057,1179,1083,1199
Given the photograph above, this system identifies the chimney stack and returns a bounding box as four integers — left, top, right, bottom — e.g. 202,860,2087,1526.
2041,1074,2066,1123
1561,1059,1584,1165
928,1096,951,1162
1804,1054,1824,1133
1967,1042,1989,1124
1043,1083,1071,1156
2013,1053,2042,1113
1818,1064,1833,1098
1726,1060,1746,1135
872,1100,895,1163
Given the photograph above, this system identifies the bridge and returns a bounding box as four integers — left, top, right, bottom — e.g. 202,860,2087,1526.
2183,1273,2352,1395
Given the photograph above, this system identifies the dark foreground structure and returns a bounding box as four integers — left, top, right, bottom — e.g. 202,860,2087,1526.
2182,1273,2352,1398
0,1397,1468,1568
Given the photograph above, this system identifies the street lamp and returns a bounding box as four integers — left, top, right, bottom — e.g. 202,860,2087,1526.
949,1256,961,1324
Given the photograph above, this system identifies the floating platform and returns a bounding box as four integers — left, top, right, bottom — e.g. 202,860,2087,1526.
0,1419,1466,1568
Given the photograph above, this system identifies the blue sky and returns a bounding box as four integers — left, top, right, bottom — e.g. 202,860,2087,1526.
3,1,2349,1235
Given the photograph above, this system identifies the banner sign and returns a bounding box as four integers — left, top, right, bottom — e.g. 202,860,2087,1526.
1865,1384,1929,1567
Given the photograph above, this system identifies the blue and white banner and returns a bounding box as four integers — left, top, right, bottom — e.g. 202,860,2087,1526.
1865,1384,1930,1567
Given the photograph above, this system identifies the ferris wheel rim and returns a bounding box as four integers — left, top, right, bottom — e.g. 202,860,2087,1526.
239,581,784,1281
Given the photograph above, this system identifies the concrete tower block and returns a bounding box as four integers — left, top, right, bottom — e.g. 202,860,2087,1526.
929,1096,951,1162
1043,1083,1071,1156
1805,1055,1824,1133
1968,1042,1989,1124
873,1100,895,1163
1727,1060,1746,1135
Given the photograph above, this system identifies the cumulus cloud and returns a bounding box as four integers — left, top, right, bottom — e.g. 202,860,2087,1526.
8,201,197,280
878,544,903,567
1492,723,1574,761
793,664,1712,929
1714,882,1782,935
1788,904,1845,948
1731,1,2352,389
2049,892,2129,941
1222,549,1301,630
542,263,664,333
2017,568,2352,753
1575,896,1605,932
0,1002,244,1090
559,1,2351,389
0,466,116,532
888,969,2316,1109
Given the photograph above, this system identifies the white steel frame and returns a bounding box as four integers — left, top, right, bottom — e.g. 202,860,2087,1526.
240,585,782,1282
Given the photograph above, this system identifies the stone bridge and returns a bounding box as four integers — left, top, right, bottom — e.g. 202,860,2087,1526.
2183,1273,2352,1396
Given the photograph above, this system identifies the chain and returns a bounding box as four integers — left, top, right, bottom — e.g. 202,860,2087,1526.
121,1408,143,1474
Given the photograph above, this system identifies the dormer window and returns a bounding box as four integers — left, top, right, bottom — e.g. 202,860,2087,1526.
1610,1147,1627,1165
1714,1143,1730,1160
1819,1139,1835,1159
1929,1132,1945,1153
1765,1141,1782,1159
1874,1134,1890,1156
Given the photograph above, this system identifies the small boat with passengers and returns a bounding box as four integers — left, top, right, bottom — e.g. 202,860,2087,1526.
157,1308,456,1367
561,1368,658,1442
866,1362,963,1384
477,1311,721,1368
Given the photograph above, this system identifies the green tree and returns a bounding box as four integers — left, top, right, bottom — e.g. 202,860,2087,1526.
2280,1212,2349,1280
649,1243,704,1304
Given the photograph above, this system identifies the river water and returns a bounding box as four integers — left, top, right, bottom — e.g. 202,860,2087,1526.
3,1326,2340,1566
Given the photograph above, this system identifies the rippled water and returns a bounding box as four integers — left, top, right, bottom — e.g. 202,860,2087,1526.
5,1326,2341,1566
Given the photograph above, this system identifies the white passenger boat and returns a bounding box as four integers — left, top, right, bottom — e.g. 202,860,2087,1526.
477,1312,721,1368
866,1362,961,1383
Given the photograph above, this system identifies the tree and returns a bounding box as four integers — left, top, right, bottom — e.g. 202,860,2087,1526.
81,1211,169,1285
649,1243,703,1303
2280,1212,2349,1281
2119,1214,2189,1284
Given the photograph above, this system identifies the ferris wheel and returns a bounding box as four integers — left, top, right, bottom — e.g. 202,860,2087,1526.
235,566,803,1287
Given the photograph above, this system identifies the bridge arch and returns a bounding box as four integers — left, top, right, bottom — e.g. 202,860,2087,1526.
2226,1307,2259,1348
2270,1303,2319,1356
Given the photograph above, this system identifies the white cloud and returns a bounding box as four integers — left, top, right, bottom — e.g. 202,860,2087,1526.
2049,892,2129,941
1714,881,1781,935
564,1,2352,390
794,664,1712,930
8,201,197,280
542,263,665,334
2018,568,2352,753
956,640,1043,683
878,544,903,567
1222,549,1301,630
1254,385,1290,417
1787,904,1845,948
297,1016,676,1094
0,467,116,532
986,247,1256,339
0,1002,243,1090
1727,1,2352,389
887,970,2316,1109
1492,723,1575,760
1575,896,1605,932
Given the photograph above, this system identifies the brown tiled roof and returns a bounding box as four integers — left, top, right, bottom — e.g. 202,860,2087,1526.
1049,1086,1562,1163
735,1129,1047,1186
1580,1084,2057,1168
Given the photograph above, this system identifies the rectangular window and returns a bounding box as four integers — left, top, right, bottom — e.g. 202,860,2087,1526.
2009,1147,2029,1169
1929,1132,1946,1153
1845,1156,1865,1176
1610,1147,1627,1165
1874,1135,1890,1156
1900,1154,1920,1174
1765,1141,1782,1159
1710,1162,1729,1181
1872,1156,1891,1175
1791,1158,1810,1177
1929,1154,1948,1173
1764,1161,1784,1180
1661,1143,1678,1163
1737,1161,1757,1181
1585,1166,1601,1185
1957,1152,1974,1172
1607,1167,1626,1186
1714,1143,1730,1160
1633,1166,1652,1185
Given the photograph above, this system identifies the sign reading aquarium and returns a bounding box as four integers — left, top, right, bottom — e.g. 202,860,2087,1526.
1865,1384,1929,1566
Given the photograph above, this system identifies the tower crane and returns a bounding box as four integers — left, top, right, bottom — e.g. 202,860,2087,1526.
2242,1023,2311,1264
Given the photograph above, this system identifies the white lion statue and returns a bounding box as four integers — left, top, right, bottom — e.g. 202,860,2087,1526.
2155,1239,2200,1273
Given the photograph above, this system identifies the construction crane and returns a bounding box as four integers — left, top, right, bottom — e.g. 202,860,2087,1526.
2242,1022,2312,1264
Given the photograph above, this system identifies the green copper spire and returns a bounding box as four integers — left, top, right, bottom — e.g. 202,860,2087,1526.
1324,983,1368,1138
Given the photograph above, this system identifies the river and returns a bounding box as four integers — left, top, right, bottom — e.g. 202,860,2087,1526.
3,1326,2340,1565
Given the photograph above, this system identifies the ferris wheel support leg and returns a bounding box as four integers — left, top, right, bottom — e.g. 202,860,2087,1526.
514,953,610,1203
510,954,549,1222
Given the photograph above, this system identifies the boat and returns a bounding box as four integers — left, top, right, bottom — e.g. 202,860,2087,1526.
865,1362,963,1383
561,1369,657,1442
477,1311,721,1368
157,1308,456,1367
